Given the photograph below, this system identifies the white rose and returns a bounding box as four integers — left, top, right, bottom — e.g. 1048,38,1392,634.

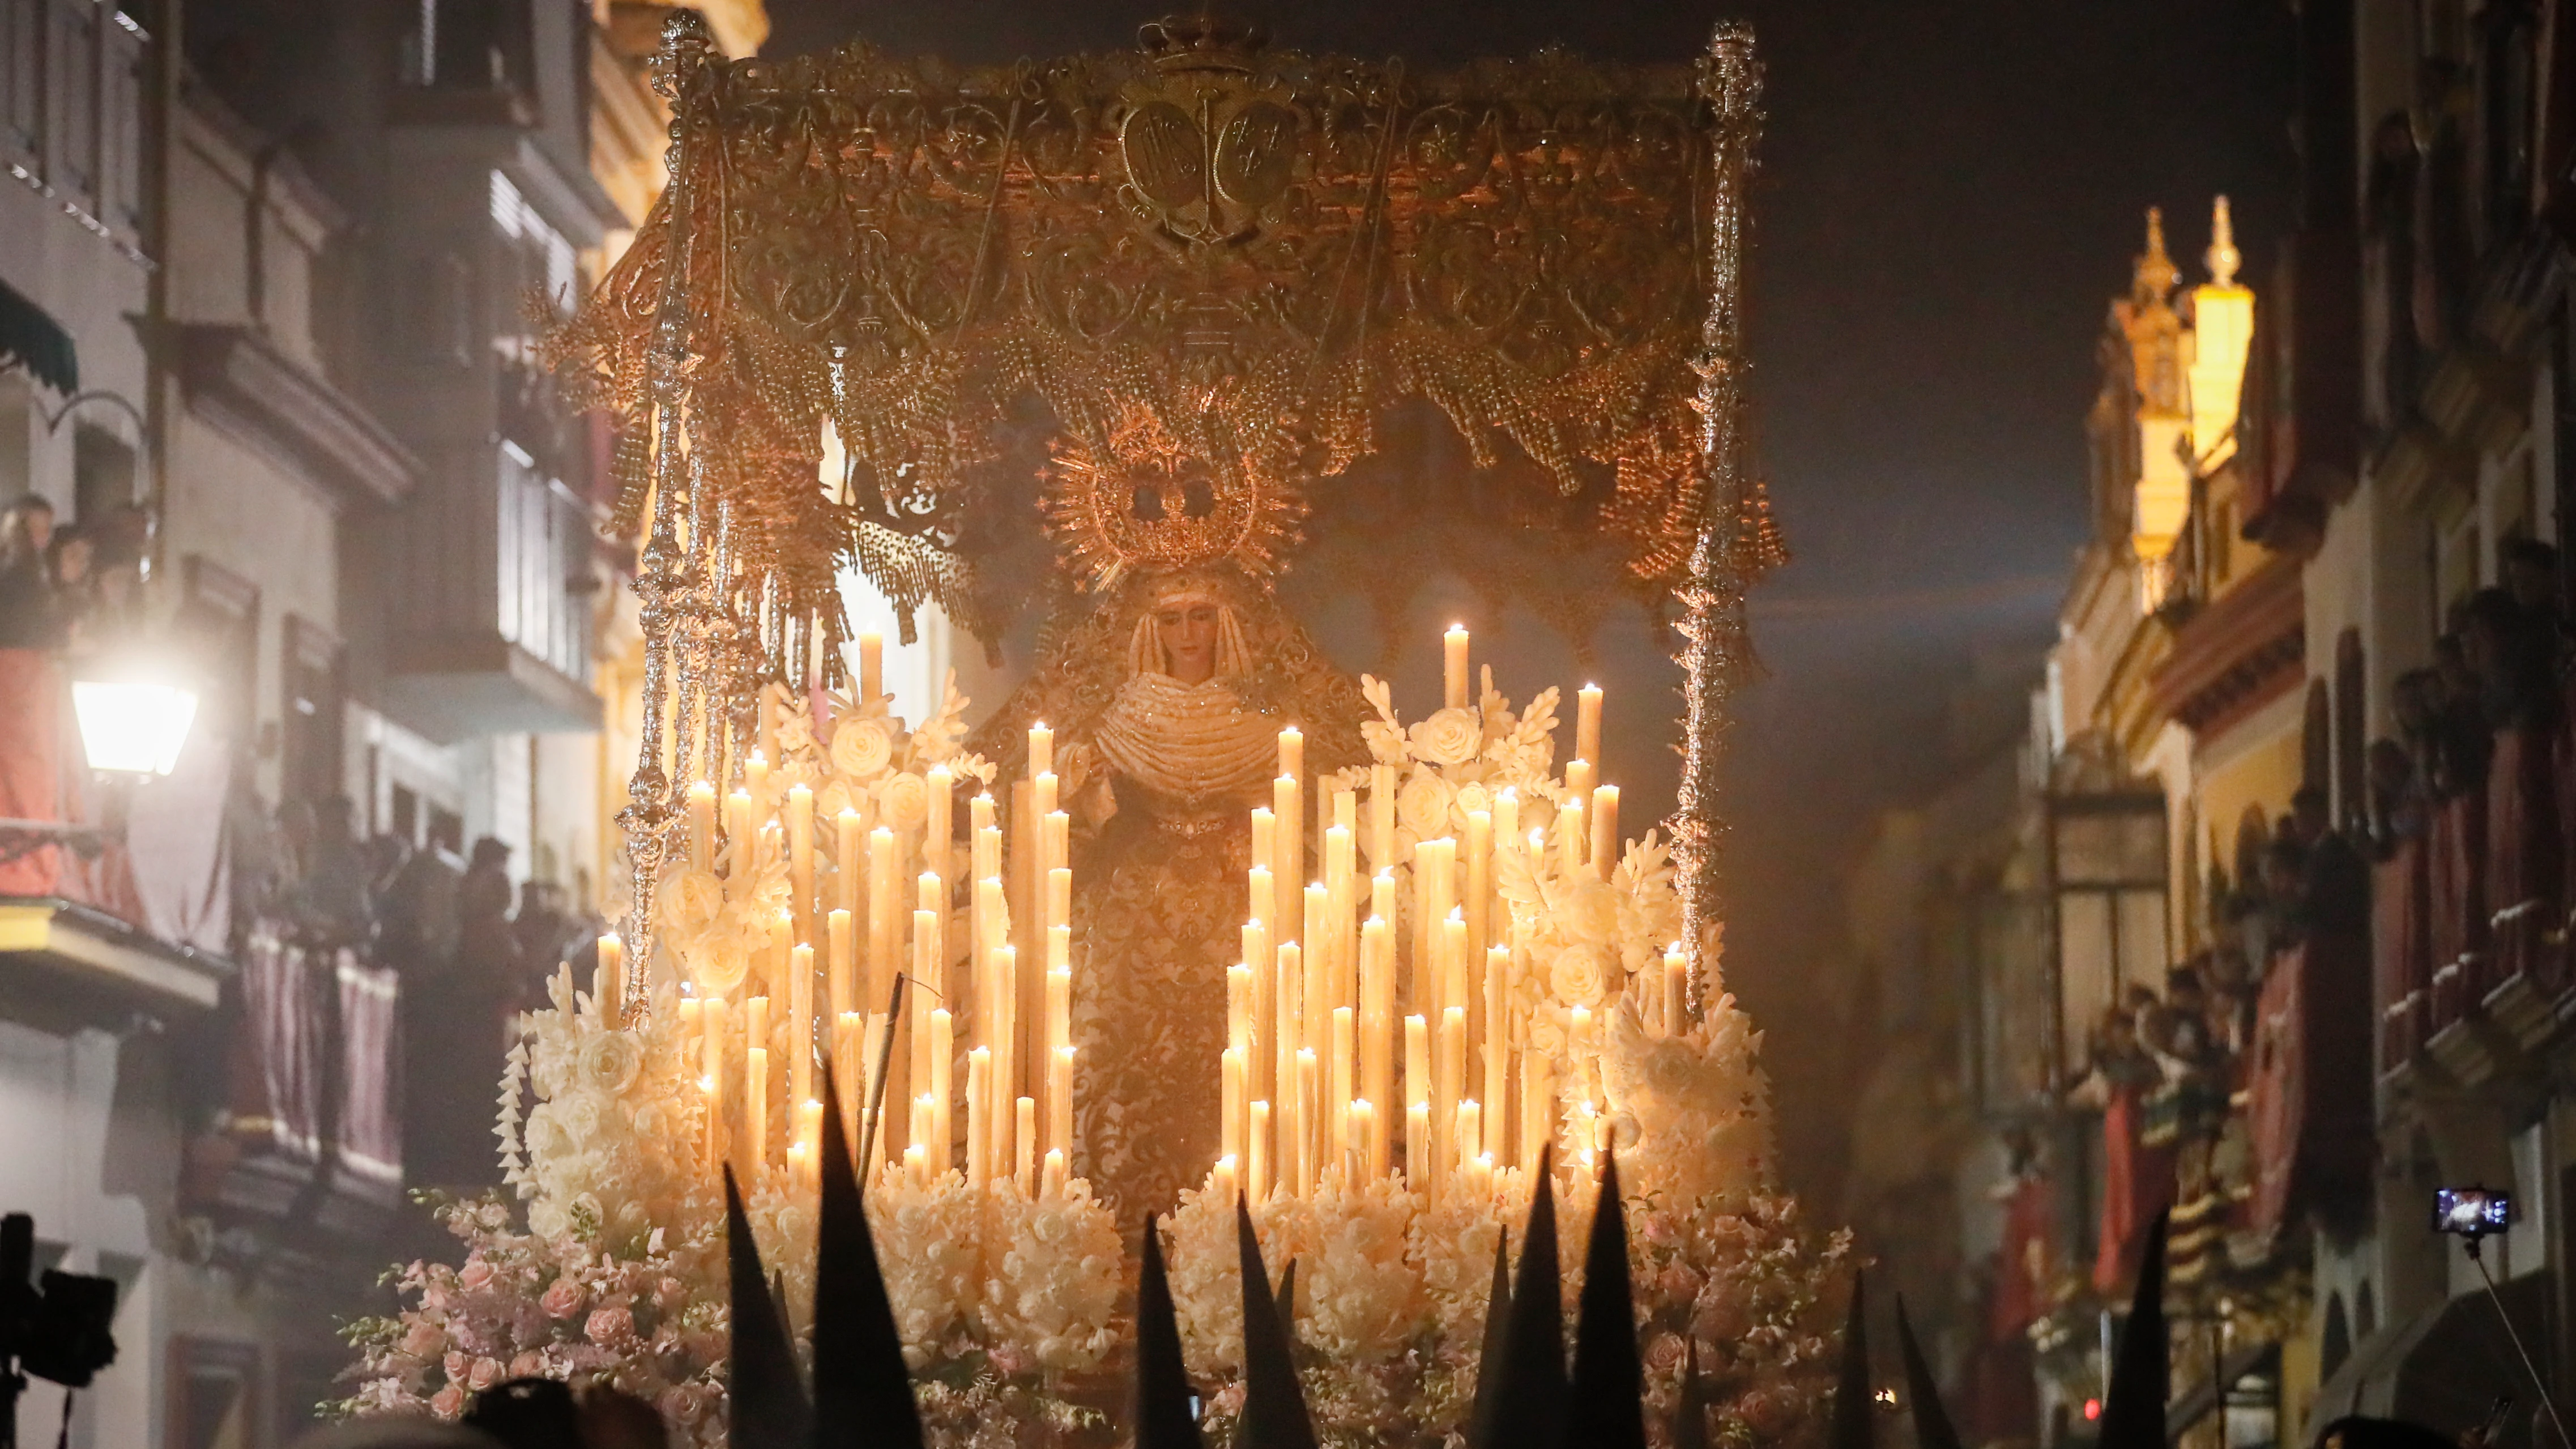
1396,770,1458,839
576,1032,644,1095
1454,781,1495,820
1556,879,1620,947
876,772,929,833
1408,708,1483,766
655,869,726,943
689,938,749,995
527,1199,569,1240
831,717,895,781
1549,943,1610,1008
522,1103,574,1162
555,1089,611,1145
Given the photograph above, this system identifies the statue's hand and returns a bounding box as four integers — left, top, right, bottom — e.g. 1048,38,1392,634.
1059,742,1117,831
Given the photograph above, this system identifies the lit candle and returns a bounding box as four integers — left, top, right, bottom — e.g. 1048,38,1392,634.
929,1007,953,1173
1565,757,1596,812
1050,1045,1075,1164
1329,1005,1353,1176
789,942,815,1104
1456,1099,1482,1174
747,1045,769,1181
1016,1096,1037,1194
1248,864,1276,934
1443,624,1470,709
1214,1153,1239,1204
1027,721,1053,779
1273,774,1302,948
1044,816,1071,889
1222,1046,1247,1166
1590,785,1620,883
1464,809,1491,965
688,781,718,874
858,632,883,705
1405,1101,1431,1197
1043,1147,1068,1198
1368,763,1397,871
1248,1101,1272,1203
788,782,816,925
966,1047,992,1184
1278,724,1303,781
701,996,727,1173
726,789,754,875
834,1010,863,1132
835,807,863,919
1557,795,1585,877
1031,769,1059,828
1372,870,1396,930
910,907,937,1150
1493,788,1520,853
1664,947,1689,1035
868,828,900,1004
1350,1098,1377,1181
796,1098,822,1190
905,1137,927,1190
1438,1005,1465,1188
1295,1048,1319,1196
828,909,856,1018
746,749,770,806
1250,808,1277,885
594,933,624,1025
1521,1052,1554,1172
1404,1013,1431,1193
926,764,953,872
1047,866,1071,936
1576,683,1603,775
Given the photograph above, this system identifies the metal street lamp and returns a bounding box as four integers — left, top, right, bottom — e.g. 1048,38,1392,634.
0,666,198,867
69,677,197,777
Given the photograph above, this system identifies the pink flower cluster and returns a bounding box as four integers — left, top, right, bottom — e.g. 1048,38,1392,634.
336,1194,731,1447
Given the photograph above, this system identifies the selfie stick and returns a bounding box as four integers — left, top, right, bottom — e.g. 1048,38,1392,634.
2460,1235,2573,1449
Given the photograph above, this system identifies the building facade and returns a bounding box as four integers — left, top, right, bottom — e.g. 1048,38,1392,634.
0,3,762,1445
1847,5,2576,1446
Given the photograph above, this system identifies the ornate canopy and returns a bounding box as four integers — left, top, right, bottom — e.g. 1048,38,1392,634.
559,10,1767,981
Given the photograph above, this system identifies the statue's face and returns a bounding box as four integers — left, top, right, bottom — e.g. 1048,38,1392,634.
1155,600,1221,684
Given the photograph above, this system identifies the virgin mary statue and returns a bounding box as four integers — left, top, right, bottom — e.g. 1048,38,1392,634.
973,564,1364,1217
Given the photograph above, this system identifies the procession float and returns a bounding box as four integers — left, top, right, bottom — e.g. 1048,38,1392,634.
341,11,1851,1446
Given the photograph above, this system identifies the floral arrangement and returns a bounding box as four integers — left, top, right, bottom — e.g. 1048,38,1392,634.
344,972,1122,1445
348,668,1843,1449
1144,1009,1841,1449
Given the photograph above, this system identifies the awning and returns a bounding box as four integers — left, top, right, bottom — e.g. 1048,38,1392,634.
2304,1272,2553,1445
0,275,78,394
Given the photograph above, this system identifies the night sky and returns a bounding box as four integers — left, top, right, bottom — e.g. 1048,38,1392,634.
758,0,2300,1194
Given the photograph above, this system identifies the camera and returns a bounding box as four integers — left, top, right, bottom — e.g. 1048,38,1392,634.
2435,1187,2513,1239
1,1212,120,1449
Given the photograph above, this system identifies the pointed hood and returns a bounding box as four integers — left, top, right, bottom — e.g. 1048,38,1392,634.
1275,1258,1299,1343
1482,1145,1567,1449
1829,1270,1872,1449
1893,1296,1962,1449
1673,1338,1710,1449
1135,1219,1205,1449
723,1166,812,1449
1465,1228,1513,1449
1235,1195,1318,1449
1563,1150,1647,1449
2096,1212,2169,1449
813,1067,922,1449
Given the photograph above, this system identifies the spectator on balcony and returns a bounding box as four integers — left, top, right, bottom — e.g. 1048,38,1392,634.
2429,633,2493,795
0,496,60,651
510,879,578,1001
2368,737,2428,856
284,794,376,950
459,837,519,1004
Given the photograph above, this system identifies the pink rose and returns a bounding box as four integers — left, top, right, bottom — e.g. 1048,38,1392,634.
1657,1265,1701,1303
1645,1332,1686,1372
466,1357,503,1391
657,1384,709,1423
399,1319,445,1358
539,1276,586,1319
585,1306,636,1348
458,1261,494,1289
509,1351,546,1379
442,1350,468,1383
429,1385,465,1419
989,1343,1030,1376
